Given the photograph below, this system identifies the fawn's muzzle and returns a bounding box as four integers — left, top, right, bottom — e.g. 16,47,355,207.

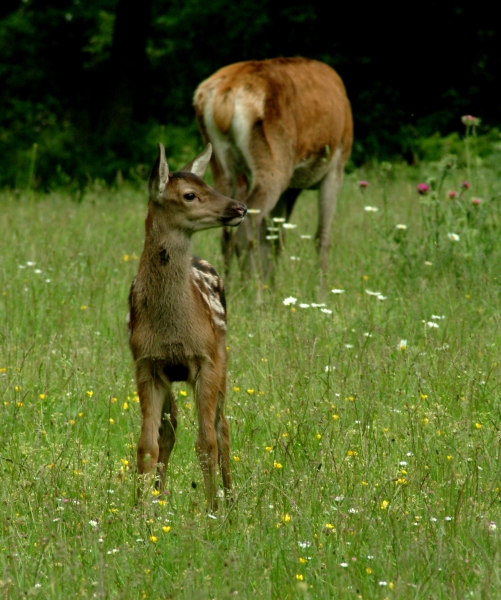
222,203,247,225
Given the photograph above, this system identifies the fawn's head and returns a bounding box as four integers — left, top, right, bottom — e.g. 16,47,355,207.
148,143,246,233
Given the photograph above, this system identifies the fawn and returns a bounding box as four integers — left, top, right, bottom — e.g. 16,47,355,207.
128,142,247,510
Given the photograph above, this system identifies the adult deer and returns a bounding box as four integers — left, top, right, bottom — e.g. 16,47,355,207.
193,57,353,276
128,142,247,511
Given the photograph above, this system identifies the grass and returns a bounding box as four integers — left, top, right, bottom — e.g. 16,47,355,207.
1,150,501,599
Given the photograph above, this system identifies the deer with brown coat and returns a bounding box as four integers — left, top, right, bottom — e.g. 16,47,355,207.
193,57,353,277
128,143,247,510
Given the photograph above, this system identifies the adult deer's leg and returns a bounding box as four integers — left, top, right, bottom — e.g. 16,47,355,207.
317,147,344,273
136,360,172,488
195,360,220,512
157,391,178,489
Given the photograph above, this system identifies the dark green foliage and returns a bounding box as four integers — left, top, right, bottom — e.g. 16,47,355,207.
0,0,500,188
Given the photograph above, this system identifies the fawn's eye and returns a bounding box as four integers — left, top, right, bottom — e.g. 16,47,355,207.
184,193,196,201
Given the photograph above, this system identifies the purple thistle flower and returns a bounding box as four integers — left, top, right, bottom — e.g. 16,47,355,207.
416,183,430,195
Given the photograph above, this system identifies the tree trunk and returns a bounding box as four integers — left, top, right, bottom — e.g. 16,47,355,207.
100,0,153,140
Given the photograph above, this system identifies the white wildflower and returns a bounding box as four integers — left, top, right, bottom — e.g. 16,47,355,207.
321,308,333,315
299,303,310,308
282,223,297,229
398,339,407,351
246,208,261,214
427,321,439,328
331,289,345,294
447,232,460,242
300,234,312,239
364,206,379,212
266,235,279,240
396,224,408,230
283,297,297,306
272,217,286,223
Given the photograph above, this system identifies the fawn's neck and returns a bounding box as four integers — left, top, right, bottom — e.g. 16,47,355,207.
139,207,194,302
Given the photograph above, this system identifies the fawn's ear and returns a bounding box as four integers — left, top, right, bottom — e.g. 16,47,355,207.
149,143,170,201
182,143,212,179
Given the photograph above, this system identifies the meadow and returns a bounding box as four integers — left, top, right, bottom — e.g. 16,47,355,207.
1,138,501,599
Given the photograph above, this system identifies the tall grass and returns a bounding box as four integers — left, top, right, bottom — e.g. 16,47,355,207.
1,151,501,598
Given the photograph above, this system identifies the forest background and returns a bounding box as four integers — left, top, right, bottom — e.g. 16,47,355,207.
0,0,500,189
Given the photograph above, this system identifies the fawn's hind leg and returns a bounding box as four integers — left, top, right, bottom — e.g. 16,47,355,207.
157,391,178,489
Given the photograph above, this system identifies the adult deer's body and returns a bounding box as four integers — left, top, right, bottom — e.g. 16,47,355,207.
193,57,353,275
128,143,246,510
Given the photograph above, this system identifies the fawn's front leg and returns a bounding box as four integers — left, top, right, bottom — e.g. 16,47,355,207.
136,361,175,490
195,361,221,512
215,371,232,500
